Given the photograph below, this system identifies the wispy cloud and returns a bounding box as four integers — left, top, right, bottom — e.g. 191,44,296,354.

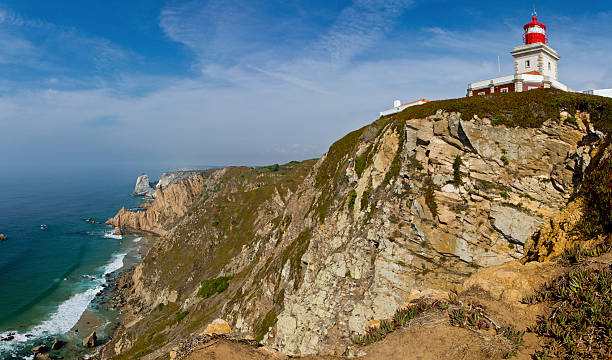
312,0,414,64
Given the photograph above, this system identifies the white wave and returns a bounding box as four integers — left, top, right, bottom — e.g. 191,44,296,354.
133,237,142,243
103,232,122,240
103,253,126,275
0,252,127,355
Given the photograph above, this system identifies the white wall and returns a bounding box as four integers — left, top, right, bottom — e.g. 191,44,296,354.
592,89,612,98
541,53,558,79
515,54,540,74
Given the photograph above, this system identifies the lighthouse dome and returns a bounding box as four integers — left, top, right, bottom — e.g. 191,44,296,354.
523,16,548,45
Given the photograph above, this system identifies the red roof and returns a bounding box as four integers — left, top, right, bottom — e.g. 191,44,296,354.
521,71,542,75
524,16,547,30
400,99,430,107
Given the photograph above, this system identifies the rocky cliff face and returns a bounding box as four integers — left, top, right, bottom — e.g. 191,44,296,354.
133,174,156,197
101,90,611,360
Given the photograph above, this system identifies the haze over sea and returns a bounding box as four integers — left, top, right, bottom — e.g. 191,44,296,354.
0,162,197,358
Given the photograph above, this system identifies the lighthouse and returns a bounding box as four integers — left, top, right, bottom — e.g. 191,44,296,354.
467,13,572,96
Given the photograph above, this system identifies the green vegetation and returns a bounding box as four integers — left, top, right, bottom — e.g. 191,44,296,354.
348,189,357,211
449,302,524,358
525,265,612,359
392,89,612,132
254,309,278,342
424,178,438,217
500,190,509,199
500,155,510,166
198,276,231,298
578,152,611,235
360,188,372,211
175,311,189,324
354,145,373,177
353,300,444,346
453,155,463,186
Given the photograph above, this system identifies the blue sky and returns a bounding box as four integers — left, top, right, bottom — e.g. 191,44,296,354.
1,1,611,167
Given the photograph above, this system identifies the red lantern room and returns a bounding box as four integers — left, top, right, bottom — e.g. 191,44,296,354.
523,15,548,45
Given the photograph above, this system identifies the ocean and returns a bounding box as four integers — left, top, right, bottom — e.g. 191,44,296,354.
0,163,171,359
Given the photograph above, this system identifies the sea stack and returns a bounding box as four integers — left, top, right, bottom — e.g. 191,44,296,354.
0,234,7,241
133,173,156,197
83,331,97,348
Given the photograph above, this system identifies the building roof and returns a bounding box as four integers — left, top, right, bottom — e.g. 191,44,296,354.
524,16,547,30
400,99,429,107
521,71,542,75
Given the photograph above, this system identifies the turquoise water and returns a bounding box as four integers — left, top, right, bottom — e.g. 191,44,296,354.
0,163,169,358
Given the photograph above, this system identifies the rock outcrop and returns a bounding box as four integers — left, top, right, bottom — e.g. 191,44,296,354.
133,173,156,197
100,91,611,359
51,338,64,350
31,344,49,354
0,234,6,241
156,170,203,190
202,319,233,335
83,331,97,348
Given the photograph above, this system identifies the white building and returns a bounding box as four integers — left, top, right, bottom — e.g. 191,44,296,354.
583,89,612,98
379,99,430,117
467,15,574,96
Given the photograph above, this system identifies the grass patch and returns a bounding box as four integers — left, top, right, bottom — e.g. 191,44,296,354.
198,276,231,298
353,300,444,346
348,189,357,211
500,155,510,166
424,177,438,217
354,145,373,177
453,155,463,186
175,311,189,324
254,309,278,342
577,151,611,235
449,302,524,358
360,188,372,211
525,265,612,359
500,190,509,199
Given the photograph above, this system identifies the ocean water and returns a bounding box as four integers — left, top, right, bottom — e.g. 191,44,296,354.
0,163,170,358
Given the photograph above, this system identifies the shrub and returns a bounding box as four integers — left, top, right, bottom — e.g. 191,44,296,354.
453,155,463,186
348,189,357,210
175,311,189,324
527,265,612,358
500,190,509,199
271,164,280,172
198,276,231,298
578,155,611,235
424,178,438,217
500,155,509,166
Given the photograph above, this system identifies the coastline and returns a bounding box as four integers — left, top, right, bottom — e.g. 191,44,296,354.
0,232,149,360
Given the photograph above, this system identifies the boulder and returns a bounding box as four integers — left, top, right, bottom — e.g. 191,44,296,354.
31,344,49,353
34,354,52,360
0,234,6,241
51,339,65,350
201,318,232,335
133,173,156,197
489,204,544,245
83,331,97,348
112,227,123,236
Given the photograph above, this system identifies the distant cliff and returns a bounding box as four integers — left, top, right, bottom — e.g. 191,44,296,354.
100,89,611,360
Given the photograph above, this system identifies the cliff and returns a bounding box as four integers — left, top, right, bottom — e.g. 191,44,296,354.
100,89,611,360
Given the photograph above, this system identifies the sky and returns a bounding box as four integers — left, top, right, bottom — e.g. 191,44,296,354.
0,0,611,168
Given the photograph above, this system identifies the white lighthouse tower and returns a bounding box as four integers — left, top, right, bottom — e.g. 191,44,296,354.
467,13,573,96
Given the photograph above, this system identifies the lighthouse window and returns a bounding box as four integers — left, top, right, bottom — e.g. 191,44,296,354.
525,60,531,68
500,88,509,93
548,63,551,70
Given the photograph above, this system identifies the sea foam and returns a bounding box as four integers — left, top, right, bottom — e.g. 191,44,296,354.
0,253,126,355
